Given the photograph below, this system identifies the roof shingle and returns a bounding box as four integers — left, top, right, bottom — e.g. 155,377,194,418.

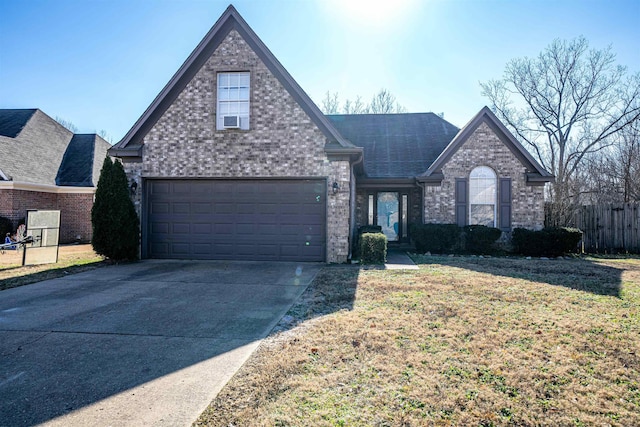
0,109,37,138
327,113,460,178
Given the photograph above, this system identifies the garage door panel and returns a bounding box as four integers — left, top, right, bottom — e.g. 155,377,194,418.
193,203,212,214
151,202,170,214
151,222,169,234
214,223,233,234
193,223,212,234
215,203,234,214
172,223,190,234
147,179,326,261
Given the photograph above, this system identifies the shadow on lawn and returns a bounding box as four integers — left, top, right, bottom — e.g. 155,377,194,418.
412,254,624,297
0,260,106,291
272,265,360,334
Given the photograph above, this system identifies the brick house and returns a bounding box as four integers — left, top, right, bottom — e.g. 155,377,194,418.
0,109,111,243
109,6,553,263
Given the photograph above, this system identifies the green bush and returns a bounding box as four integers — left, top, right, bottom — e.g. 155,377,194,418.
0,216,12,238
462,225,502,254
360,232,387,264
91,157,140,261
353,225,382,258
410,223,460,253
512,227,582,257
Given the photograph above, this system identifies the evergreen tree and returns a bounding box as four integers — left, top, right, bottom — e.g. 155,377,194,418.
91,157,140,260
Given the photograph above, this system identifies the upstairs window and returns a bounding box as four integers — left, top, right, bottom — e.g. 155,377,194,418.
469,166,496,227
217,72,250,130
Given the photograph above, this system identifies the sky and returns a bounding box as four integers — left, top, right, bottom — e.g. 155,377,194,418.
1,0,639,144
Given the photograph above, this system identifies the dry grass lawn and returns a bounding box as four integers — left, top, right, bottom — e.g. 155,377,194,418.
0,244,104,290
195,255,640,427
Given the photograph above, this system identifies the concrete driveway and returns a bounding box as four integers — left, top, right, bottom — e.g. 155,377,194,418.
0,260,321,426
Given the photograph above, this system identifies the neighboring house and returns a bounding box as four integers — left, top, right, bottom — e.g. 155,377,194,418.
0,109,111,243
109,5,553,263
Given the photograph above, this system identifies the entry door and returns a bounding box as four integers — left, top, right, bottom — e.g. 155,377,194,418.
377,192,399,241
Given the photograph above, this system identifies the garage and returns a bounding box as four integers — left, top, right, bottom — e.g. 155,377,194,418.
145,179,327,261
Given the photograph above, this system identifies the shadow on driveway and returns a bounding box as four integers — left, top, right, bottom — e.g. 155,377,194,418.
0,260,326,426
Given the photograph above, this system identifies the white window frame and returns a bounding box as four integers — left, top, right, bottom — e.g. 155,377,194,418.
469,166,497,227
217,72,250,130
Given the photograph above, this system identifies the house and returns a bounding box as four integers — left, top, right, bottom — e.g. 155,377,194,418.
109,5,553,263
0,109,111,243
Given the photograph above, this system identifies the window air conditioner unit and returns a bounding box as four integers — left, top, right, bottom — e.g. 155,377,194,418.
223,115,240,128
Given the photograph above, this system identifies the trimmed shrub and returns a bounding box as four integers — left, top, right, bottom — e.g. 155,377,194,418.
410,223,460,253
512,227,583,257
353,225,382,258
462,225,502,254
360,232,387,264
91,157,140,261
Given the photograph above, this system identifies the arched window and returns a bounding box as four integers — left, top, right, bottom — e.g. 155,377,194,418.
469,166,496,227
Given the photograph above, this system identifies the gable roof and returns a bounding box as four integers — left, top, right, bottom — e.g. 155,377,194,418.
110,5,358,159
56,134,110,186
327,113,459,179
0,109,109,187
419,106,554,183
0,109,37,138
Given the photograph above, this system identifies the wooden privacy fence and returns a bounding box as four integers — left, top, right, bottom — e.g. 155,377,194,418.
572,203,640,253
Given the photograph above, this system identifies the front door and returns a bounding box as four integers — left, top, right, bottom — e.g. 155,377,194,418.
377,192,399,241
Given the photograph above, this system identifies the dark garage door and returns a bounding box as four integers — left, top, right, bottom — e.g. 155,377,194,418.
146,179,326,261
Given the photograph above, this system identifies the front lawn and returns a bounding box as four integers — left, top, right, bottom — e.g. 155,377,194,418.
195,256,640,426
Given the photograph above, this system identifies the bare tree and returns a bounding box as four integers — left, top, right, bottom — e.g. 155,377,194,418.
320,89,406,114
97,129,114,144
370,88,407,114
344,96,369,114
55,116,78,133
481,36,640,225
321,91,340,114
583,122,640,203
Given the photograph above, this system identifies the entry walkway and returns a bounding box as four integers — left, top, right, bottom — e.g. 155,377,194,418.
385,250,419,270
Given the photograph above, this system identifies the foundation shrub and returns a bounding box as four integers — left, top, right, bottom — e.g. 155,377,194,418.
462,225,502,254
512,227,582,257
410,223,460,253
360,232,387,264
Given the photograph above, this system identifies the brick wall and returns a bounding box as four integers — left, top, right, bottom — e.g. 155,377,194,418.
0,189,94,243
57,193,94,242
135,30,351,262
423,122,545,229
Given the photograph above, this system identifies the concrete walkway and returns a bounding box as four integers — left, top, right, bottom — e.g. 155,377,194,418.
0,260,321,426
385,250,419,270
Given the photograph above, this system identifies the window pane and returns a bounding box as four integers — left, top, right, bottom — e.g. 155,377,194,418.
470,205,494,227
402,194,408,238
218,73,228,88
228,73,238,87
217,72,250,130
469,166,496,227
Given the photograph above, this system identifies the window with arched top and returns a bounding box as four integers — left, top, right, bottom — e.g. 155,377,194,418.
469,166,496,227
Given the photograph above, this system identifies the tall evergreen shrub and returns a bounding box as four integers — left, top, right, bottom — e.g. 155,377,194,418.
91,157,140,261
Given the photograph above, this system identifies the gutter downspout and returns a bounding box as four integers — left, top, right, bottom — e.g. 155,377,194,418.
348,153,364,262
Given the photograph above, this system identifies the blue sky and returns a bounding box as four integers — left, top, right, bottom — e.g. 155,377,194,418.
1,0,639,143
